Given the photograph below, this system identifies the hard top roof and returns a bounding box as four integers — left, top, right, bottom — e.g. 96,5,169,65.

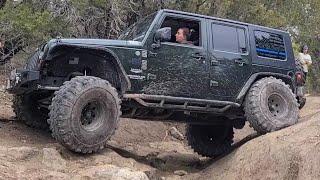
160,9,287,34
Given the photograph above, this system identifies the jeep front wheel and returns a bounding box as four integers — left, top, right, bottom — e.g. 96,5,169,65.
187,124,233,157
48,76,121,153
12,93,49,130
244,77,299,134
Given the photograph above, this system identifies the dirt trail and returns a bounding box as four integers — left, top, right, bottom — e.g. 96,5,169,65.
1,79,320,179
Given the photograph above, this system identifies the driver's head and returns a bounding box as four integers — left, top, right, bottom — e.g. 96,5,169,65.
175,27,190,43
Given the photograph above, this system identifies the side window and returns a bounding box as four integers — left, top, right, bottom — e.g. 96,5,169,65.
160,16,201,46
254,31,286,60
212,23,247,53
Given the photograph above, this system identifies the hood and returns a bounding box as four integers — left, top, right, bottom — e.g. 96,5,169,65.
48,38,142,48
42,38,143,61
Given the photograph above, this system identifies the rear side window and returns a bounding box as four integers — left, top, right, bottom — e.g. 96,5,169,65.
254,31,286,60
212,23,247,54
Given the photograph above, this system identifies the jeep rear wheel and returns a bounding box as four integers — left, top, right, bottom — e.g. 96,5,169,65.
244,77,299,134
187,124,233,157
48,76,121,153
12,93,49,130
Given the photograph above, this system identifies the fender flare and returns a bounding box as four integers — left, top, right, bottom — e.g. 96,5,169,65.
46,44,131,93
236,72,294,104
99,47,131,92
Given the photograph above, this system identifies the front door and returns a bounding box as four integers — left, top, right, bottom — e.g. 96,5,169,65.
207,20,252,101
142,15,209,99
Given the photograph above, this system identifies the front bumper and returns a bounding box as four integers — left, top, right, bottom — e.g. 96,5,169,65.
6,69,40,94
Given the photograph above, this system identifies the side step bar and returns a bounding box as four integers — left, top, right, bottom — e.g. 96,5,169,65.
123,94,240,113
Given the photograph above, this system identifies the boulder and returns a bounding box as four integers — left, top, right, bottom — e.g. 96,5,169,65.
0,146,39,162
190,113,320,180
42,148,67,172
76,164,149,180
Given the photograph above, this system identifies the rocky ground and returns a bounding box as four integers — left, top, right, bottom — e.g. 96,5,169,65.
0,73,320,179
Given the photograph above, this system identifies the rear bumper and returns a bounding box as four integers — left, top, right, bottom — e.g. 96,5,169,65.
6,69,40,94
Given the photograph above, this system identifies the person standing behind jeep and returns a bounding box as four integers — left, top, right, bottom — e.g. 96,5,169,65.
175,27,193,45
297,45,312,78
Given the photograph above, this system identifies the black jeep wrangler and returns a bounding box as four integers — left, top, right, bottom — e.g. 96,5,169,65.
7,9,305,157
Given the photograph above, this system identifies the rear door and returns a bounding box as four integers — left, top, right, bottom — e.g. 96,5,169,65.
207,20,252,101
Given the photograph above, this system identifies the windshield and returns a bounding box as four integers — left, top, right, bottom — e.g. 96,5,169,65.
118,12,157,41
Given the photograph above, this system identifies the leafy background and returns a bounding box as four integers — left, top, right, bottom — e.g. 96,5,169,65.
1,0,319,92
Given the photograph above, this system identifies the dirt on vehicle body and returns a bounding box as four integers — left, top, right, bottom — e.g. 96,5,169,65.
6,9,306,157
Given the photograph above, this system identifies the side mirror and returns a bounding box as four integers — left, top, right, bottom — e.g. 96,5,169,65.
154,27,171,42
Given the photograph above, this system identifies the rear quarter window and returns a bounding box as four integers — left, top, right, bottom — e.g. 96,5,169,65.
254,31,286,60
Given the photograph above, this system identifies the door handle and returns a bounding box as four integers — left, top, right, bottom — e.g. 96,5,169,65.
191,53,205,61
234,58,248,66
149,51,157,57
210,59,219,66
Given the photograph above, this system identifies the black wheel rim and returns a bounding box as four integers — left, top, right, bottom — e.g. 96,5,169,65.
267,93,288,117
80,100,106,131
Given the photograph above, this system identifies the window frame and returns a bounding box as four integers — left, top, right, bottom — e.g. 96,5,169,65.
156,13,204,49
211,22,249,55
254,30,288,61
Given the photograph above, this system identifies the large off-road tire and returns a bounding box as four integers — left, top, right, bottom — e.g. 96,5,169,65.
48,76,121,153
244,77,299,134
187,124,234,157
12,93,49,129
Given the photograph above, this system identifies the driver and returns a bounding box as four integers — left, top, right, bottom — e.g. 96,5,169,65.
175,27,193,45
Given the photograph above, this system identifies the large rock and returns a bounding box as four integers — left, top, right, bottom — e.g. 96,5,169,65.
0,146,70,179
76,164,149,180
42,148,67,171
91,150,152,172
190,113,320,180
0,146,39,162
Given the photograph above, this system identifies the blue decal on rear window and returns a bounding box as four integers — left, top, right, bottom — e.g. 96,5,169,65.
254,31,286,60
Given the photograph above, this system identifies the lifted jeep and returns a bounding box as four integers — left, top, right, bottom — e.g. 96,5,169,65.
7,9,305,157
